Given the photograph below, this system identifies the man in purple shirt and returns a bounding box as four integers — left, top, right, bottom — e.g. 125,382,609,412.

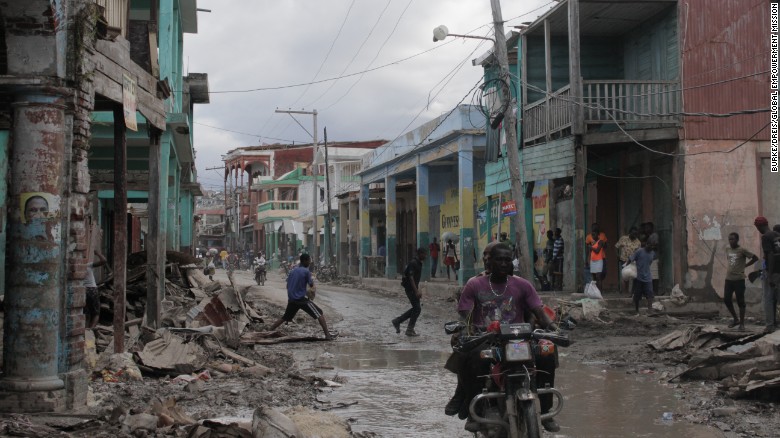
448,243,560,432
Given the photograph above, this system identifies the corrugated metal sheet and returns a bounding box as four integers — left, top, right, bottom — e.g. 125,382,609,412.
681,0,769,140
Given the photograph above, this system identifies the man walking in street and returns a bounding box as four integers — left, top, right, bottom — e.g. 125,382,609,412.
754,216,780,333
541,230,556,286
392,247,427,337
429,237,441,278
269,253,334,340
630,239,657,314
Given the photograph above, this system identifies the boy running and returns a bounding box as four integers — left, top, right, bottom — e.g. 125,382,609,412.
269,253,333,340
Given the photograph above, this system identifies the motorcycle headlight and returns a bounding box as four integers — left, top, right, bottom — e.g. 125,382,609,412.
505,341,532,362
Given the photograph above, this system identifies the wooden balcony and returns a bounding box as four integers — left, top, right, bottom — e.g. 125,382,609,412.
523,85,572,144
522,80,680,145
94,0,128,38
582,80,680,125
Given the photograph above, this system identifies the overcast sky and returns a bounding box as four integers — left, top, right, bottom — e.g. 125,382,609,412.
184,0,553,191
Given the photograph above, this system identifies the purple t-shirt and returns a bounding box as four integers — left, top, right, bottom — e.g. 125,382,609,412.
457,275,543,326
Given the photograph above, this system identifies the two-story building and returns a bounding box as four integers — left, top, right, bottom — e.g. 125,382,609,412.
479,0,772,301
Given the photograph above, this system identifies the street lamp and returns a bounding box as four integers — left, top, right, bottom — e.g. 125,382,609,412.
432,25,495,43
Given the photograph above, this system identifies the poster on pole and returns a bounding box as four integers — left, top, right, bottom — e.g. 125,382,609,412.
501,200,517,217
122,74,138,131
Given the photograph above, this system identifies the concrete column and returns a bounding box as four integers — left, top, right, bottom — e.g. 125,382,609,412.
359,185,371,277
146,133,170,328
385,176,397,278
338,200,349,275
0,90,69,411
166,158,178,250
416,164,431,281
348,199,359,276
458,139,476,284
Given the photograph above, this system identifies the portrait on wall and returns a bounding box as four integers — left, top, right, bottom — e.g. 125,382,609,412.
20,192,57,224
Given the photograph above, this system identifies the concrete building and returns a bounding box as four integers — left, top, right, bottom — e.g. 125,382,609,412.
478,0,773,302
0,0,207,411
357,105,487,285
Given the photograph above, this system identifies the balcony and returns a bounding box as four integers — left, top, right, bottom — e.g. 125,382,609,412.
257,201,299,221
522,80,680,145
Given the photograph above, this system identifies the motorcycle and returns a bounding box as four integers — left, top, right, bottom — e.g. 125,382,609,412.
254,264,267,286
445,321,570,438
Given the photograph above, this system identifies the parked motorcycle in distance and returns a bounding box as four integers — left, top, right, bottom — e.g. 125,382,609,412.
445,321,570,438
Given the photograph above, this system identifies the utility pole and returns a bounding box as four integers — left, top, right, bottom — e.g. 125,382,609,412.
490,0,531,275
323,127,333,263
275,109,318,265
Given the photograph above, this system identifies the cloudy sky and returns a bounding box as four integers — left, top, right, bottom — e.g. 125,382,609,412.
184,0,554,190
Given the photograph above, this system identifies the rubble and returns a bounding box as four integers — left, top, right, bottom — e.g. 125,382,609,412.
649,326,780,400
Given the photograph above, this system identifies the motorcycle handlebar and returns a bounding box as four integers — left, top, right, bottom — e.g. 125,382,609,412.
532,330,572,347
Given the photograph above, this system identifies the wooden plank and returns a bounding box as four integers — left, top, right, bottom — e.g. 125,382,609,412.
146,132,162,328
569,0,583,134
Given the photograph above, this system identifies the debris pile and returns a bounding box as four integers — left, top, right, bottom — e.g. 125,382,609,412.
649,326,780,400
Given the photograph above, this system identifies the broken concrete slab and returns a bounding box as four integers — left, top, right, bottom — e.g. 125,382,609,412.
135,330,207,374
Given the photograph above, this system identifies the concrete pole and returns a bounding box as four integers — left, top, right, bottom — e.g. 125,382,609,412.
311,111,318,265
490,0,532,276
0,90,69,411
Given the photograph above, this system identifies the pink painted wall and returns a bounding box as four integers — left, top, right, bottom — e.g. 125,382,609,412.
682,139,770,305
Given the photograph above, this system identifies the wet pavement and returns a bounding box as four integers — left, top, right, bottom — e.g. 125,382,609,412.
296,279,727,438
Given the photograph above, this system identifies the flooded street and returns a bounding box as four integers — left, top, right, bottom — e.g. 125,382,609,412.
290,280,727,437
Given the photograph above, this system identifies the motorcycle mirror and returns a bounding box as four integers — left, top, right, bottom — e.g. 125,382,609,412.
444,321,466,335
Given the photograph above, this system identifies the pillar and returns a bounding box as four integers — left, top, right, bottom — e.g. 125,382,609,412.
338,200,349,275
359,185,371,277
458,139,476,284
146,132,170,328
348,198,359,276
0,90,69,411
385,176,397,278
416,164,431,281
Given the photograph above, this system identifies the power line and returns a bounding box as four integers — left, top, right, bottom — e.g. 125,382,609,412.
194,122,303,144
305,0,394,108
287,0,358,108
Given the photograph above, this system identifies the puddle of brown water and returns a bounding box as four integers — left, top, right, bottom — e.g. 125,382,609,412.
315,341,723,438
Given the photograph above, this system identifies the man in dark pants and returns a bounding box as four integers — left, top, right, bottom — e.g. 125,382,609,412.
392,247,427,337
754,216,780,333
446,243,561,433
269,253,333,340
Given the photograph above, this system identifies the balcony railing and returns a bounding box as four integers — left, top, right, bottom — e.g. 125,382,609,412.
94,0,128,38
522,80,680,143
582,80,680,124
258,201,299,213
523,85,572,143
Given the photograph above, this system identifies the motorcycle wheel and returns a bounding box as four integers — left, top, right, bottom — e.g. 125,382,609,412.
518,400,540,438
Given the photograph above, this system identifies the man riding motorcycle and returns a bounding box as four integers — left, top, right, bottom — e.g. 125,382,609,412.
254,253,267,284
447,242,561,433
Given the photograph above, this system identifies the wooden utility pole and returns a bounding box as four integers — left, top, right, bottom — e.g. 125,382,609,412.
323,127,333,262
112,104,127,352
275,109,318,264
490,0,531,275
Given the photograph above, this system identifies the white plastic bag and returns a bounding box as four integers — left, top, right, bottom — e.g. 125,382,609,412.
584,281,603,299
621,261,637,282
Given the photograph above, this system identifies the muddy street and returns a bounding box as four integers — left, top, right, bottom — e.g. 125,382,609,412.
241,270,753,438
